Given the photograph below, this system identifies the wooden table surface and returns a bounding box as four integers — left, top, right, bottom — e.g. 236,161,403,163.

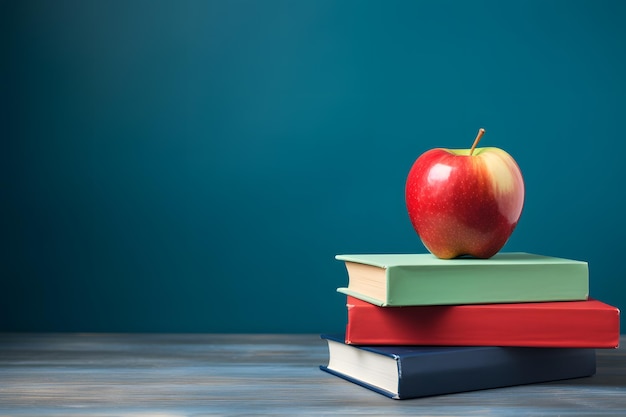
1,333,625,416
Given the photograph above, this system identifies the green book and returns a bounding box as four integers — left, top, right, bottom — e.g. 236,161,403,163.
335,252,589,306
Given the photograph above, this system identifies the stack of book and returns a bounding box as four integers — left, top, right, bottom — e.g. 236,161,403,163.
320,252,620,400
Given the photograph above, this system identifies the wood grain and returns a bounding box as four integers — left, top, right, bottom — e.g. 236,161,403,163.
0,333,624,416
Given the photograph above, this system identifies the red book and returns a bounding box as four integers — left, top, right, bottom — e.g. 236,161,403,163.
345,296,620,348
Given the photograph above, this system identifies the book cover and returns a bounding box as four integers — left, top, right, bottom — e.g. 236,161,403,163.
320,334,597,400
344,296,620,348
336,252,589,306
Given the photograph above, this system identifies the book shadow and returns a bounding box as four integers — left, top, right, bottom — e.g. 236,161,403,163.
532,348,626,388
557,374,626,388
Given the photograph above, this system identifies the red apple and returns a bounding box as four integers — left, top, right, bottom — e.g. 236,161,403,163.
405,129,524,259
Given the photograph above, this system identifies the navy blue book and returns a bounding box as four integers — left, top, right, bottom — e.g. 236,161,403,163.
319,334,596,400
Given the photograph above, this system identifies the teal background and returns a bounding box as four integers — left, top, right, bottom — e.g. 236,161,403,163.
2,0,625,333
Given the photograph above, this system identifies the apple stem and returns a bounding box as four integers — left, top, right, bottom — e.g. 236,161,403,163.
469,128,485,156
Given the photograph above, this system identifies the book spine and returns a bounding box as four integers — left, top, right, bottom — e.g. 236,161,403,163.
397,347,596,399
386,263,588,306
345,301,620,348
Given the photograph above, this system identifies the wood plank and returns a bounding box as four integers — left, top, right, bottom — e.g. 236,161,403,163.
0,333,624,416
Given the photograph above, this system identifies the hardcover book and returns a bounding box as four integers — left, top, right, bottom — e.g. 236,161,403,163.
336,252,589,306
320,334,597,400
344,296,620,348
